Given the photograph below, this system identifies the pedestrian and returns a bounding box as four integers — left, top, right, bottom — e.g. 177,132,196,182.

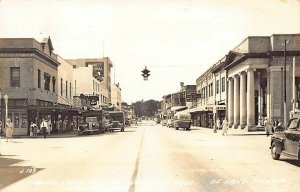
46,119,52,136
0,121,2,134
274,119,283,132
216,118,221,130
222,117,228,136
5,118,14,142
31,122,38,137
273,118,279,133
264,117,272,137
40,118,47,139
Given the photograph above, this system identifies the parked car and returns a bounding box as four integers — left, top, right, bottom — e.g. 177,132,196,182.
270,117,300,162
161,119,167,126
78,122,102,135
125,118,131,126
108,121,124,132
78,110,105,135
166,119,174,128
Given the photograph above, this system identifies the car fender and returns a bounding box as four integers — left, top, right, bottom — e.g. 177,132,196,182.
271,138,284,153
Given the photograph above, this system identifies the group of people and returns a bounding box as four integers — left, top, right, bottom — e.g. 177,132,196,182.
263,117,283,137
215,117,229,136
30,118,52,139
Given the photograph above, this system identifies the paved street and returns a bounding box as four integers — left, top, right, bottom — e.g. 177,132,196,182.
0,121,299,192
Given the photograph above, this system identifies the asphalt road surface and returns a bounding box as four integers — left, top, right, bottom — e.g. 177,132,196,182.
1,121,299,192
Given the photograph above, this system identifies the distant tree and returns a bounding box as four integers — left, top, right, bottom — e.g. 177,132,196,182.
132,99,160,117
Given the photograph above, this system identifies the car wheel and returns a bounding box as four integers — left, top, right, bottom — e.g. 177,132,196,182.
271,142,281,160
175,127,179,130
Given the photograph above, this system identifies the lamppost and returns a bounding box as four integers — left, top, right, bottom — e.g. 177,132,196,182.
283,40,290,127
4,94,8,126
0,91,1,156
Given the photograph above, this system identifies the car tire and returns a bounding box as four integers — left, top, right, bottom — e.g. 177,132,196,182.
271,142,281,160
175,127,179,130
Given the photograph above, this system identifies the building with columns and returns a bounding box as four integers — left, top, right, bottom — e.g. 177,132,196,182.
223,34,300,131
192,34,300,131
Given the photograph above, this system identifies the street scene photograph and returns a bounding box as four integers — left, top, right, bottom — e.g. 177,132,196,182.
0,0,299,192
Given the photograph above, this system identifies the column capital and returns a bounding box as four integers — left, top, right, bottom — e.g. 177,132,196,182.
239,71,246,76
234,74,240,79
227,77,234,81
246,68,256,73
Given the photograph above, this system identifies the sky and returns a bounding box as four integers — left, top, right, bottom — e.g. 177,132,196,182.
0,0,300,103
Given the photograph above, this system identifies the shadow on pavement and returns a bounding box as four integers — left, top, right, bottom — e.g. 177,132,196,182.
0,157,44,190
124,130,136,132
285,160,300,167
228,133,267,136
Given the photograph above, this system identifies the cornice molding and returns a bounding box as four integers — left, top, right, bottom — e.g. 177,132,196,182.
0,48,60,67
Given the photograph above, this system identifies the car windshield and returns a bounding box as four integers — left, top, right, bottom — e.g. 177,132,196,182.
288,118,299,130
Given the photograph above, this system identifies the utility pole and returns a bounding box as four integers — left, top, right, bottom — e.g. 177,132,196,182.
283,40,290,127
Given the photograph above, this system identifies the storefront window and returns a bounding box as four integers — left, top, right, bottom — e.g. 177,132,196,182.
21,113,27,128
8,113,12,122
14,113,19,128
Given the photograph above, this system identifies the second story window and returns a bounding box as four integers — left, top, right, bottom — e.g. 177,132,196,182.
10,67,20,87
66,81,68,97
44,73,51,91
216,80,219,94
221,77,225,92
61,78,63,95
70,82,72,98
38,69,41,88
52,77,56,93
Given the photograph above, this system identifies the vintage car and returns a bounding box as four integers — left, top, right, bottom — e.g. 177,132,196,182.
270,117,300,162
173,112,191,131
166,119,174,128
78,122,103,135
108,120,124,132
125,118,131,126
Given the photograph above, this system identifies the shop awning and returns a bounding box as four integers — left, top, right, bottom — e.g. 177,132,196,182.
180,105,226,113
170,106,187,112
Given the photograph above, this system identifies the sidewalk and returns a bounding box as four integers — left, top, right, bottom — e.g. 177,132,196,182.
11,130,79,139
191,126,267,136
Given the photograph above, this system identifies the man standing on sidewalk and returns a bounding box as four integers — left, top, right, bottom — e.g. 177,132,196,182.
264,117,272,137
222,117,228,136
40,118,47,139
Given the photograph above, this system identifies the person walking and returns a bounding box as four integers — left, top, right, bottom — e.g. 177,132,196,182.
31,122,38,137
40,118,47,139
264,117,272,137
222,117,228,136
46,119,52,136
216,118,221,130
5,118,14,142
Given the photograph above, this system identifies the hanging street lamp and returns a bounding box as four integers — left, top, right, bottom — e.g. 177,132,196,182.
141,66,150,81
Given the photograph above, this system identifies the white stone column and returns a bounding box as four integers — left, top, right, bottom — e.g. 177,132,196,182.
239,72,247,129
228,77,234,127
257,72,263,126
246,68,256,131
233,75,240,128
